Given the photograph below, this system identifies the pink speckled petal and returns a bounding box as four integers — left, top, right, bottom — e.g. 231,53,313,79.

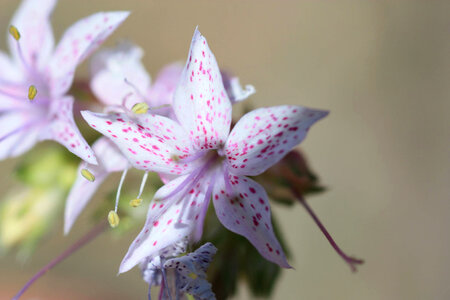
64,137,128,234
0,111,42,160
212,173,290,268
225,105,328,176
81,111,196,175
39,96,97,164
119,175,210,273
48,11,129,97
90,42,151,108
8,0,56,71
173,29,232,150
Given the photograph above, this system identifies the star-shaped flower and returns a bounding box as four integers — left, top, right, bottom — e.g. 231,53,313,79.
82,29,328,272
65,41,255,234
0,0,129,163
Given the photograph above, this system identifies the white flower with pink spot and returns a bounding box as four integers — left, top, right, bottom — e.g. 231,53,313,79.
82,29,328,272
0,0,129,163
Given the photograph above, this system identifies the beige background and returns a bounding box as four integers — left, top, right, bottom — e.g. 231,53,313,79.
1,0,449,299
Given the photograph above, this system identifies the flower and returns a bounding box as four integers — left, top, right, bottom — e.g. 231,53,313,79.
65,42,255,233
141,241,217,300
0,0,129,163
82,28,328,272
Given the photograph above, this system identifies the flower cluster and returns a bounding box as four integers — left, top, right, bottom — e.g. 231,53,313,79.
0,1,363,299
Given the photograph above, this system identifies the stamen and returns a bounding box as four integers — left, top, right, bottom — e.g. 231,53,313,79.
108,210,120,228
28,85,37,101
8,25,38,88
130,171,149,207
115,169,129,213
81,168,95,182
294,191,364,272
9,25,20,40
193,171,217,242
124,78,147,100
129,198,143,207
188,272,198,279
108,168,128,228
131,102,149,114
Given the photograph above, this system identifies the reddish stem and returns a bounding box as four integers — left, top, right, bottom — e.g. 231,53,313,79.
12,222,108,300
295,193,364,272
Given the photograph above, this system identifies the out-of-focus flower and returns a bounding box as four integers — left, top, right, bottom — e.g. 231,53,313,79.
141,242,217,300
90,42,183,118
0,0,129,163
82,28,328,272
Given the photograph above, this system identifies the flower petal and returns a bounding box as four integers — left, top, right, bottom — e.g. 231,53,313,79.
81,111,197,175
0,51,24,84
119,175,210,273
64,171,107,234
173,29,232,150
8,0,56,71
222,73,255,103
225,105,328,176
39,96,97,164
212,173,290,268
0,111,41,160
64,137,128,234
90,42,151,107
147,62,183,107
48,11,129,97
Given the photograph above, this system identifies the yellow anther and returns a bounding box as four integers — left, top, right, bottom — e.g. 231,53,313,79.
131,102,149,114
108,210,120,228
129,198,143,208
28,85,37,101
188,272,198,280
9,25,20,41
81,168,95,182
171,154,180,162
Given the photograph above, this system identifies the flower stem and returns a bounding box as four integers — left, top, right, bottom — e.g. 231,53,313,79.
12,221,108,300
294,192,364,272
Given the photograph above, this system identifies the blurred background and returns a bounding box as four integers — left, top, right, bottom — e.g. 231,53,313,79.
0,0,449,299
